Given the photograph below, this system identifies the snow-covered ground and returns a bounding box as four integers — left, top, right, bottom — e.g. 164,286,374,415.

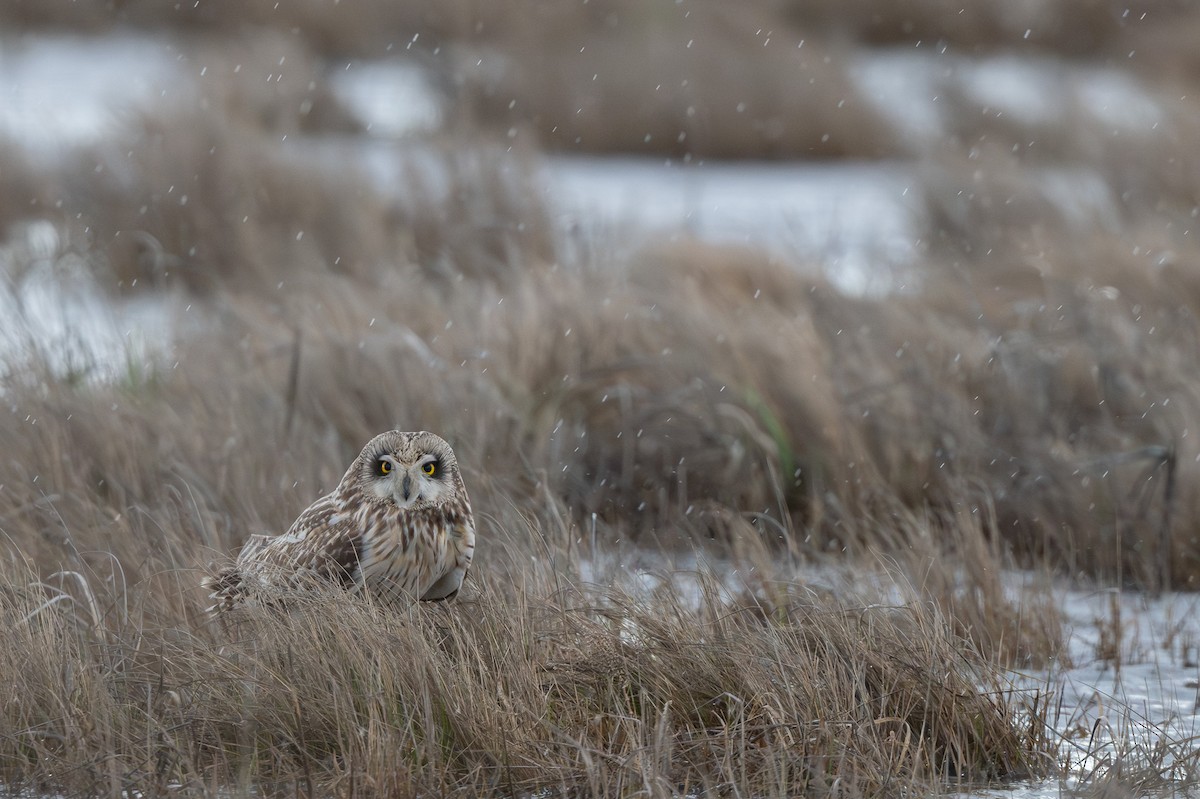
0,220,180,384
541,155,918,294
0,35,185,157
958,588,1200,797
587,553,1200,797
328,58,444,136
852,48,1165,147
979,583,1200,796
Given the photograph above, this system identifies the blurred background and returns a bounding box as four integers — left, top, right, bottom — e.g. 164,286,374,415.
3,1,1200,587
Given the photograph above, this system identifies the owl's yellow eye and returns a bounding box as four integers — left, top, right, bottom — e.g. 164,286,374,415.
377,459,392,475
422,461,437,477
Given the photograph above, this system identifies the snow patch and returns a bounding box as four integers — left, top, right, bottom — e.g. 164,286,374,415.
328,59,444,137
0,35,184,154
853,49,1165,147
542,155,921,295
0,221,176,383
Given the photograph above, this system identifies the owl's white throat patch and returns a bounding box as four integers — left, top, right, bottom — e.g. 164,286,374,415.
365,473,408,506
391,492,418,509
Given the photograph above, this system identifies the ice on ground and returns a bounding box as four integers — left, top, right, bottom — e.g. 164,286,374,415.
582,556,1200,798
853,49,1165,148
1053,587,1200,745
329,59,444,137
0,221,177,383
541,155,921,295
962,577,1200,797
1078,69,1164,133
0,34,184,155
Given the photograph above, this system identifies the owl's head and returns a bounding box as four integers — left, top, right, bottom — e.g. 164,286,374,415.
347,430,462,510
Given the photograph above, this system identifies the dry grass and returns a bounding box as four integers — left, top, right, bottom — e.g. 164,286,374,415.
10,0,1199,162
0,0,1161,59
0,301,1059,797
0,524,1049,798
4,1,1200,794
450,3,898,159
0,115,554,297
782,0,1137,55
0,159,1187,790
7,110,1200,585
5,0,897,159
0,170,1072,793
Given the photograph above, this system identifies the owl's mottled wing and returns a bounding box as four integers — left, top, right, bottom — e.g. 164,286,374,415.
205,493,364,611
248,493,365,588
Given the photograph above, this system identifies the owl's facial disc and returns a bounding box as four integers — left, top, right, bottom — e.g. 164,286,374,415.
368,452,451,508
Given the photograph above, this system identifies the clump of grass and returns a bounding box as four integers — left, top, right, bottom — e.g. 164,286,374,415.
391,141,561,285
3,111,554,299
905,151,1200,588
0,532,1051,798
56,111,399,294
455,3,898,159
782,0,1188,63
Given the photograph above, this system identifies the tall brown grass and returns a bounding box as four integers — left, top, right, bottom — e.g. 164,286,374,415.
0,294,1059,797
4,2,1200,792
7,108,1200,588
0,512,1050,797
450,3,898,159
0,130,1078,791
0,165,1190,792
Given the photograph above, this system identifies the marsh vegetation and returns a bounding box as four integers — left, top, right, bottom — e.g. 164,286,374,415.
2,1,1200,796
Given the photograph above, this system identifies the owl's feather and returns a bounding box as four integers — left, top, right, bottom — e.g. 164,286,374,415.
204,430,474,613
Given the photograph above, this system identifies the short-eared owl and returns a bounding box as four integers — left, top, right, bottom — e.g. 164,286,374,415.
205,430,474,612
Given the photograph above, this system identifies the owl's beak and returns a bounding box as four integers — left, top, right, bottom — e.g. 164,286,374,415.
401,474,413,500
